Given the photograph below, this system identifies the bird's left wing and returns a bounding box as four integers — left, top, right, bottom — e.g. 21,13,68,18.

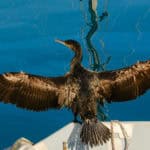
0,72,70,111
96,60,150,102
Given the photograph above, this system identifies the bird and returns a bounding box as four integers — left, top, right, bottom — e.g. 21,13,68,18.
0,39,150,147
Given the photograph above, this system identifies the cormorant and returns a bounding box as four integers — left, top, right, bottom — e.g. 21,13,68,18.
0,39,150,146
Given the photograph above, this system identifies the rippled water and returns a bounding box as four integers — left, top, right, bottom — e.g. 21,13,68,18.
0,0,150,148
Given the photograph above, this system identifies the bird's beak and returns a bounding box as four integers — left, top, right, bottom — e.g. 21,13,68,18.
55,39,66,46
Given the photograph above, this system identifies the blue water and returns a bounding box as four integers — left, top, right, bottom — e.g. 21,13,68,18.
0,0,150,149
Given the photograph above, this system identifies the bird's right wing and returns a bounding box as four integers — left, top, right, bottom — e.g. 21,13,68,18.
96,60,150,102
0,72,72,111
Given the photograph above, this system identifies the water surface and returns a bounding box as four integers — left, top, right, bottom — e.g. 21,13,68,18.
0,0,150,148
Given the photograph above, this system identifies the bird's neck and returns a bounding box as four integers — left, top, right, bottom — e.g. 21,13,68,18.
71,48,82,72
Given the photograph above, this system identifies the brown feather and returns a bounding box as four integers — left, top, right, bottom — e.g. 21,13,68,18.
0,72,70,111
96,60,150,102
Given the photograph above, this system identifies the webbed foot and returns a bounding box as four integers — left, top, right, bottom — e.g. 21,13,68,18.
73,119,82,125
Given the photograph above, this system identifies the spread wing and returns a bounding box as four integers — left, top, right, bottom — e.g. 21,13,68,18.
97,60,150,102
0,72,70,111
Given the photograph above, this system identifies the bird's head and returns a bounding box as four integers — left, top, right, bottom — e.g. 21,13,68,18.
55,39,82,70
55,39,81,53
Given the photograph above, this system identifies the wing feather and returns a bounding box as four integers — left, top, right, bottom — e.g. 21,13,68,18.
0,72,69,111
97,60,150,102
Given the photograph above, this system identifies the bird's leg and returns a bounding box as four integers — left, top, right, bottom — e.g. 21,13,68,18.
73,113,78,122
73,113,82,124
71,100,82,124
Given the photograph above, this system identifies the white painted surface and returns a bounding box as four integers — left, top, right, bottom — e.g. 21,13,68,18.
33,122,150,150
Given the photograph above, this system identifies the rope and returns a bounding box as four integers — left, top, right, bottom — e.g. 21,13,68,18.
63,142,68,150
110,120,130,150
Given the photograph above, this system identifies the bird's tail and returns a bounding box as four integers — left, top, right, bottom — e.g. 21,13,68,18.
80,119,111,147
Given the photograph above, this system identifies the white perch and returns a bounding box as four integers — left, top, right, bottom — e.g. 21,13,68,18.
33,121,150,150
8,121,150,150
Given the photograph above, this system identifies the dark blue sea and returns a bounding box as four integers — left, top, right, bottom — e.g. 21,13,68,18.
0,0,150,149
